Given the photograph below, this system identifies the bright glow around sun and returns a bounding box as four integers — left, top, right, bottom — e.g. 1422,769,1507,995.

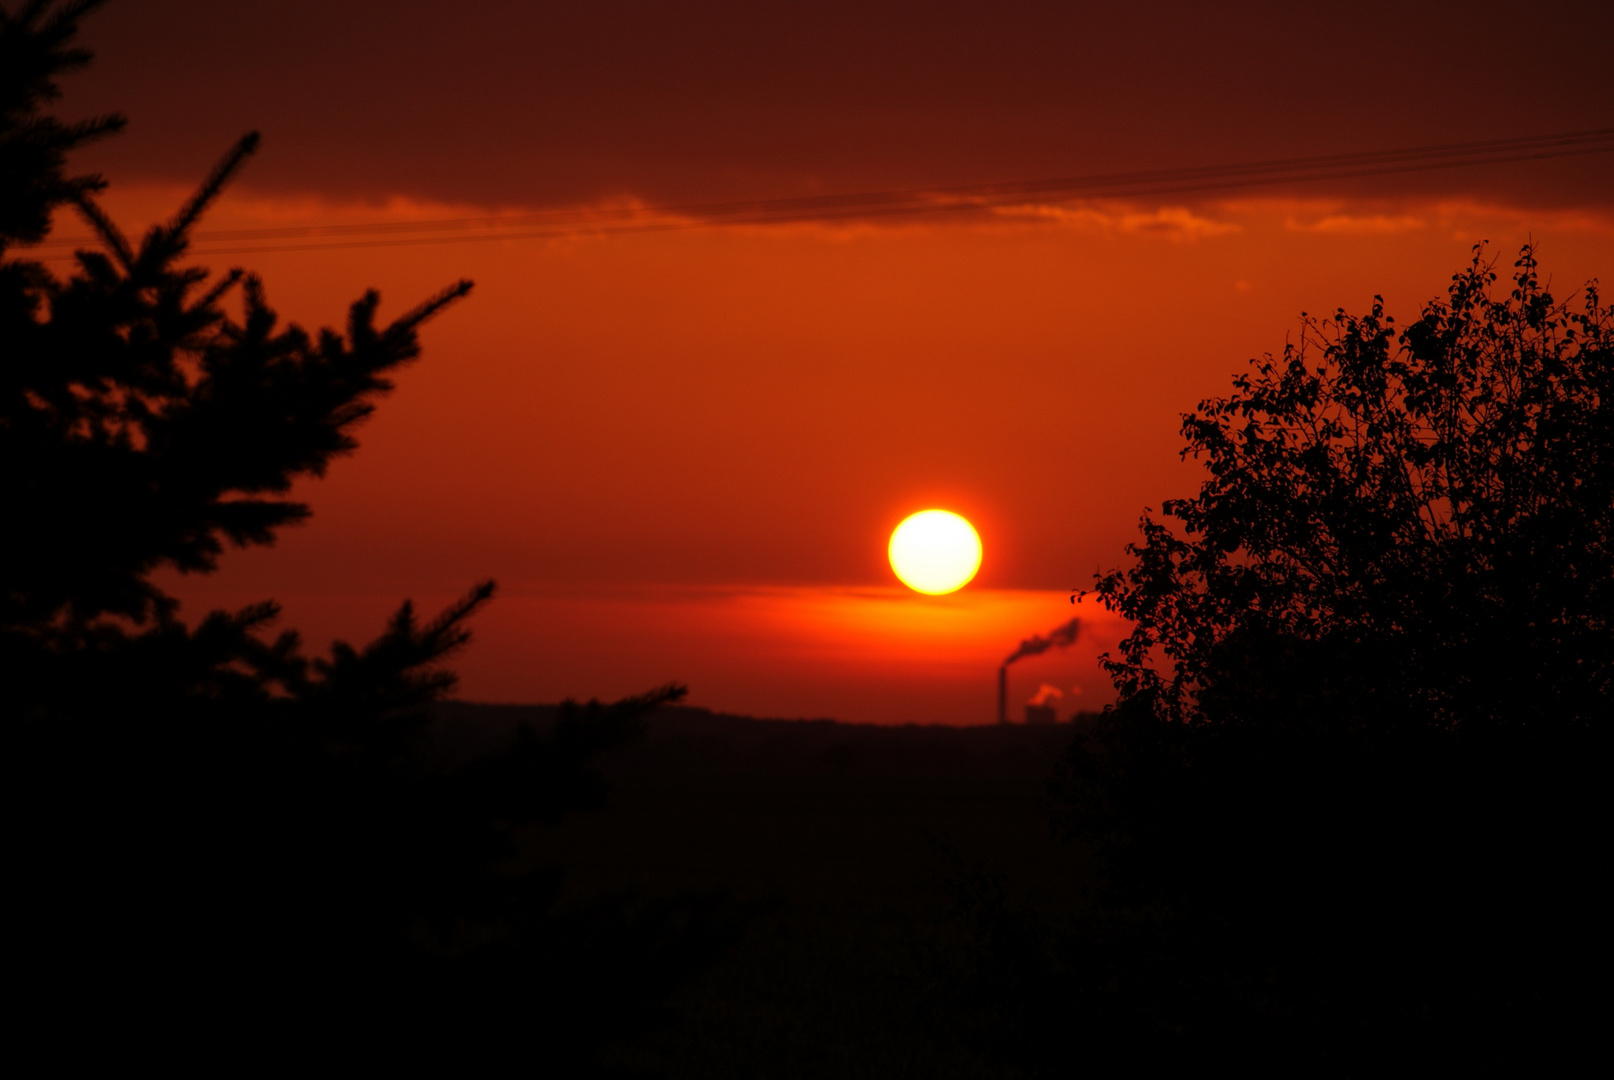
888,510,982,595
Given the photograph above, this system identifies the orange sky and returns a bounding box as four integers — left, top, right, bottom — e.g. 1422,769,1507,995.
42,2,1614,723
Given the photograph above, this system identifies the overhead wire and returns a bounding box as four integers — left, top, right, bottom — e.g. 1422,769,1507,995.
27,127,1614,259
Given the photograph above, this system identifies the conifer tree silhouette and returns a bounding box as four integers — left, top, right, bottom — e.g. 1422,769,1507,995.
3,3,718,1068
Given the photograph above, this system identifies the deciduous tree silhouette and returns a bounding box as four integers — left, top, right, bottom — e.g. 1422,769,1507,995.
1088,245,1611,729
1023,248,1612,1070
3,3,722,1069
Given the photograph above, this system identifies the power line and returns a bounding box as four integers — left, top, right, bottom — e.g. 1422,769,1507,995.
28,127,1614,259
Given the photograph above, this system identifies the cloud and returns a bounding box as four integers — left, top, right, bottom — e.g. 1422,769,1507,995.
72,2,1614,213
995,202,1241,240
1286,213,1427,235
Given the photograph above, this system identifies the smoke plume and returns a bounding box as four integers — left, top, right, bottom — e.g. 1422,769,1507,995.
1028,683,1065,707
1003,618,1081,666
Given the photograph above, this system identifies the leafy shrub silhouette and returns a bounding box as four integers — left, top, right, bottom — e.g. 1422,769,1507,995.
3,3,729,1068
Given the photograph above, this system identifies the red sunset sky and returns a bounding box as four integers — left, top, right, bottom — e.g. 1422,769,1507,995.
46,0,1614,723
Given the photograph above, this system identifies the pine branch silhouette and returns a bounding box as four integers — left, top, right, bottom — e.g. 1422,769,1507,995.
5,5,724,1067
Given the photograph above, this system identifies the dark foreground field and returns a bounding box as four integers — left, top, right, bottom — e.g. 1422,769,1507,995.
433,703,1093,1078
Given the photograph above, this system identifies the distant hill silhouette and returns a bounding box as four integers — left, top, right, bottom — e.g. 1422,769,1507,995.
456,703,1094,1078
431,701,1096,779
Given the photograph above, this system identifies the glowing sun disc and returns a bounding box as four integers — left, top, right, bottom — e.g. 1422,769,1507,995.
888,510,982,595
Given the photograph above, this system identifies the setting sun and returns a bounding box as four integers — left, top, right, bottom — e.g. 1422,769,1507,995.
888,510,983,595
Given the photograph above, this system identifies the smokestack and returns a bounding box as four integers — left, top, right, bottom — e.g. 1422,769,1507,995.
998,618,1081,724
